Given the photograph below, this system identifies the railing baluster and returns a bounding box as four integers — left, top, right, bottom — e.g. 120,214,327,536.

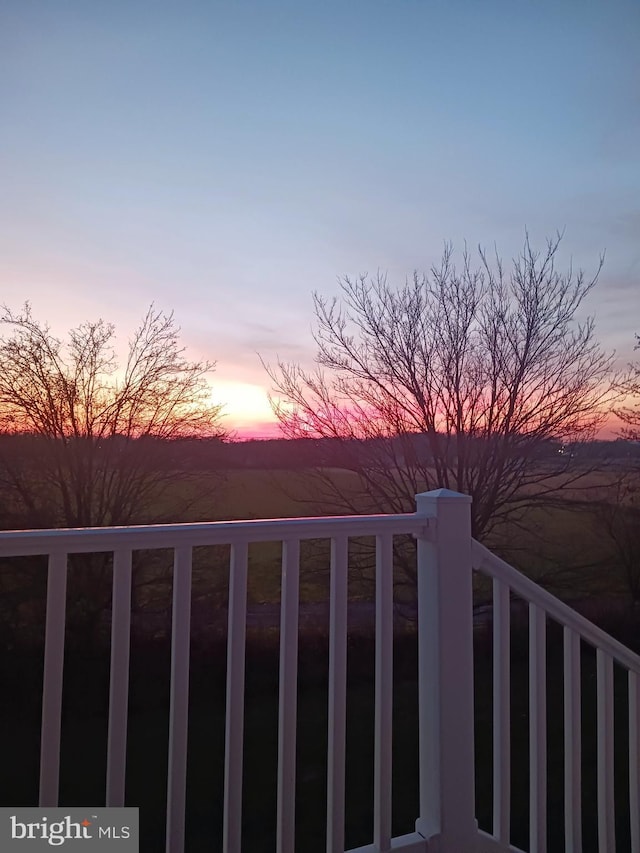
107,549,133,807
223,541,249,853
277,538,300,853
596,650,615,852
374,533,393,853
529,603,547,853
493,578,510,845
166,545,193,853
563,627,582,852
39,550,68,807
630,670,640,853
327,534,348,853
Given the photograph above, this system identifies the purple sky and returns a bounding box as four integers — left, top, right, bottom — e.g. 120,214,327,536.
1,0,638,436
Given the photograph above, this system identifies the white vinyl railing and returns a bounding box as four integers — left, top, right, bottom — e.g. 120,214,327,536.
1,490,640,852
473,539,640,853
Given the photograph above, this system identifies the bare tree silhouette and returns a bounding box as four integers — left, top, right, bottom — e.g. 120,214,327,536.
0,304,228,643
266,234,615,590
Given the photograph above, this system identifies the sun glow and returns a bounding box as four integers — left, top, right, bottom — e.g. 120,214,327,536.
212,380,280,438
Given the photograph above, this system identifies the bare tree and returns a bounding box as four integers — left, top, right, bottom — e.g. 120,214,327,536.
583,334,640,604
616,333,640,440
0,303,226,528
0,304,227,644
266,234,615,559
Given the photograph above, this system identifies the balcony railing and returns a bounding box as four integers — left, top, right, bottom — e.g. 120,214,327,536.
1,489,639,852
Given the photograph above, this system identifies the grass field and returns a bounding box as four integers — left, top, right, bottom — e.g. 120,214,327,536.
2,463,636,615
2,463,638,651
149,465,640,607
1,464,639,850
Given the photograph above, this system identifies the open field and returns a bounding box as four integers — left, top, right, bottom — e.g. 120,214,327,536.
1,464,640,850
1,464,639,648
147,464,640,608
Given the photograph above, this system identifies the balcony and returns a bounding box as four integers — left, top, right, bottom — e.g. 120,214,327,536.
1,490,639,852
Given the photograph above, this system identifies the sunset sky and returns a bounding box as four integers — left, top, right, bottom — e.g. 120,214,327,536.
1,0,638,438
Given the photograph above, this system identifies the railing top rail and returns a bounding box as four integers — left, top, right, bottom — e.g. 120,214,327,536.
473,539,640,675
0,513,422,557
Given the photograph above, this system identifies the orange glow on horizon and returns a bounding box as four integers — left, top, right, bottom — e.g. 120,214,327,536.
213,380,281,438
232,421,284,440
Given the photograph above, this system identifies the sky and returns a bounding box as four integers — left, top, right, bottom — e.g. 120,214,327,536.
1,0,638,438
